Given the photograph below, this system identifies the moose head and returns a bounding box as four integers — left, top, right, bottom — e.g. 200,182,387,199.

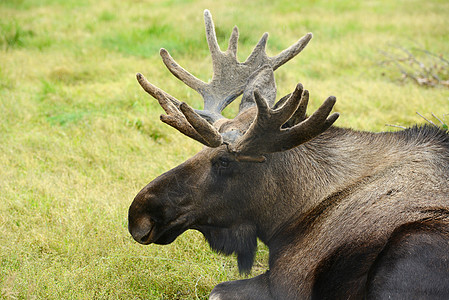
128,10,339,273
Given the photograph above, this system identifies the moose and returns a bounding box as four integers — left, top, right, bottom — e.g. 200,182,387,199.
128,10,449,299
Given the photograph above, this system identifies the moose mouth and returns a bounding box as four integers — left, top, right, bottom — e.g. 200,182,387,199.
132,216,190,245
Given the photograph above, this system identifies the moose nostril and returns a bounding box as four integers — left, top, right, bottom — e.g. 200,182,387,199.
138,230,152,244
129,217,154,245
130,226,153,244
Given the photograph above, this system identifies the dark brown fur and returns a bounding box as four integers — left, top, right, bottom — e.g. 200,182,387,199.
129,121,449,299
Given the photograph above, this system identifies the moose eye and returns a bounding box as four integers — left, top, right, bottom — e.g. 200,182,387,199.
213,156,234,176
218,157,230,168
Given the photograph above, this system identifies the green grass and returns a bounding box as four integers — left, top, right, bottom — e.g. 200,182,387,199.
1,0,448,299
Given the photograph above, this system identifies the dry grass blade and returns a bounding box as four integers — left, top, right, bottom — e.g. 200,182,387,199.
416,112,448,130
379,45,449,88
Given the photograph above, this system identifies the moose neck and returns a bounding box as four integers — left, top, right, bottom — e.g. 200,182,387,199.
256,126,400,247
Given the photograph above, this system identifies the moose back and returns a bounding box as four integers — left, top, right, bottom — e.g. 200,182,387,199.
128,10,449,300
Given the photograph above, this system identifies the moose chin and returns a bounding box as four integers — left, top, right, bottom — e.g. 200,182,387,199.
128,9,449,300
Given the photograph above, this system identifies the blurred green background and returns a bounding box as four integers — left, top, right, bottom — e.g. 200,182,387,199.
1,0,448,299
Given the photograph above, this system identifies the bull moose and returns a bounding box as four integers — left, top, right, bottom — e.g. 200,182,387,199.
128,10,449,299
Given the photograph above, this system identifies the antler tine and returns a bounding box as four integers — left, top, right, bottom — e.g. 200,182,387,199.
231,85,339,157
270,33,313,71
160,49,206,93
227,26,239,57
279,87,310,127
296,96,339,137
244,33,269,64
271,83,308,121
249,85,302,134
136,73,222,148
277,96,339,150
293,89,309,124
204,9,222,60
179,103,223,147
136,73,182,108
272,84,305,125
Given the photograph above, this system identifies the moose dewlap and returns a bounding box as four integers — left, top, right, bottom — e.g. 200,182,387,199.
128,9,449,300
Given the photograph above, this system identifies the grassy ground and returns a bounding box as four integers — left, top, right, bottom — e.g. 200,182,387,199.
1,0,448,299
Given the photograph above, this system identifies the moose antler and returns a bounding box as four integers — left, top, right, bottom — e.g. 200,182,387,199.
231,66,340,159
138,9,312,126
137,10,338,155
159,10,312,124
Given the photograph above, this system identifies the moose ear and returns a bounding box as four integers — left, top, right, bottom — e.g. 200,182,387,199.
239,65,277,113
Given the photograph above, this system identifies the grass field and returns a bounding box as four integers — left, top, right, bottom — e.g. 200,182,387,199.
1,0,448,299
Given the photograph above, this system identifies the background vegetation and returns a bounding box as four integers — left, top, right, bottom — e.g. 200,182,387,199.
1,0,448,298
